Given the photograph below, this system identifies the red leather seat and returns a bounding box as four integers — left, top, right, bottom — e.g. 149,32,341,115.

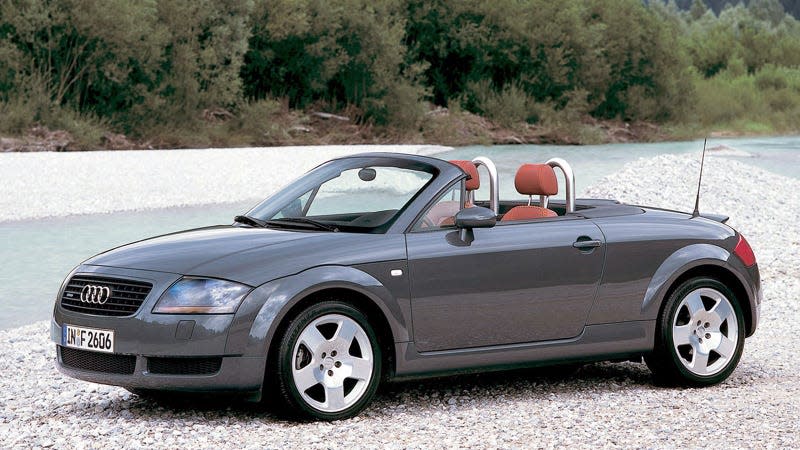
449,160,479,208
501,164,558,221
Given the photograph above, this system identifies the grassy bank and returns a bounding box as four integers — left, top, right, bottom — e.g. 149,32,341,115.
1,99,796,152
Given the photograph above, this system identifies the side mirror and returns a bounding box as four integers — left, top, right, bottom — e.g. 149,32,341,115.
454,207,495,243
454,206,496,229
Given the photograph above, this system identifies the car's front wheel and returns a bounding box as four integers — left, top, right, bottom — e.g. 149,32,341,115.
273,301,381,420
646,277,745,386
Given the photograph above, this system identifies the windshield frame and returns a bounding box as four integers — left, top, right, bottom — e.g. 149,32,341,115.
244,155,443,234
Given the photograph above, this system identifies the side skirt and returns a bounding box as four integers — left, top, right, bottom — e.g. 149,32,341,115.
391,320,655,379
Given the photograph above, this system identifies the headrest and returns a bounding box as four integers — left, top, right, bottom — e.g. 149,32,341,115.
449,160,480,191
515,164,557,196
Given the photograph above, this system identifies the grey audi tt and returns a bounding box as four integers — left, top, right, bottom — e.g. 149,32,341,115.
52,152,760,420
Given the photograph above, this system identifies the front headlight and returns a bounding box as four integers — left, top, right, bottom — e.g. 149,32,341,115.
152,277,251,314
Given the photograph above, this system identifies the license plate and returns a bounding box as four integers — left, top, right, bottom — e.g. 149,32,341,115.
62,324,115,353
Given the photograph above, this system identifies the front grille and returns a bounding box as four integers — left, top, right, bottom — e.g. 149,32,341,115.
59,346,136,375
61,275,152,317
147,357,223,375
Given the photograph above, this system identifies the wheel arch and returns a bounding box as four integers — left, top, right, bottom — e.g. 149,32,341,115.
658,265,753,337
642,243,755,337
239,265,406,382
265,286,397,381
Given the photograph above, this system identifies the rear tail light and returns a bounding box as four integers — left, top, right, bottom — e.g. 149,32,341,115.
734,234,756,267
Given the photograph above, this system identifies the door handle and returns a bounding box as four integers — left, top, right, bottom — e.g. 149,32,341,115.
573,239,602,249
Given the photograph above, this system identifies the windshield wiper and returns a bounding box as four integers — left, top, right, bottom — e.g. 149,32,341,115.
233,215,268,228
265,217,339,232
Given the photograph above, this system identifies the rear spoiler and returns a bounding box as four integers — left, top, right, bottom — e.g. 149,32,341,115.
698,213,729,224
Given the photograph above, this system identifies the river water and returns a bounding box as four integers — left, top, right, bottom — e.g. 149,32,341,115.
2,136,798,330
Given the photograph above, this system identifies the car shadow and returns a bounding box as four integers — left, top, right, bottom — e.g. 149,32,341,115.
118,390,276,418
375,361,654,404
103,360,655,422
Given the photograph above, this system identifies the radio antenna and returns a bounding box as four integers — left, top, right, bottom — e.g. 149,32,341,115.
692,138,707,218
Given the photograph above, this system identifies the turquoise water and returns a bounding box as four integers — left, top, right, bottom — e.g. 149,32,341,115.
447,136,800,201
0,201,254,330
2,136,798,330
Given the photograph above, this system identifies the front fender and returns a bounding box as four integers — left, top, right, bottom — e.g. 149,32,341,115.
225,265,408,358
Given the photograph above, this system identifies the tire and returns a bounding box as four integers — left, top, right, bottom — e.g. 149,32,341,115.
646,277,745,386
272,301,382,421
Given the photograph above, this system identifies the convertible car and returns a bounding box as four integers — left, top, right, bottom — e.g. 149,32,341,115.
52,152,761,420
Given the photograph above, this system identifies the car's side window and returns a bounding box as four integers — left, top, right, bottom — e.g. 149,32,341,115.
411,182,463,231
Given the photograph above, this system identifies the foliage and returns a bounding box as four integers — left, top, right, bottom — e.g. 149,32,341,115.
242,0,427,126
0,0,799,146
692,64,800,130
464,81,533,127
0,0,252,133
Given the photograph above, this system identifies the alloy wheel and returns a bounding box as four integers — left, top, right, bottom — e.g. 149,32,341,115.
671,287,739,377
291,313,374,413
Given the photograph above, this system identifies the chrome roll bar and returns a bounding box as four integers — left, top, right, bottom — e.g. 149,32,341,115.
471,156,499,215
545,157,576,213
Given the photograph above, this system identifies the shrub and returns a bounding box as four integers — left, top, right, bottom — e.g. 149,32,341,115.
755,65,789,90
235,98,283,135
462,80,537,127
0,98,37,134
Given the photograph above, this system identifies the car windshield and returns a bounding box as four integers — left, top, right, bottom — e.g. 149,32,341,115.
244,157,436,233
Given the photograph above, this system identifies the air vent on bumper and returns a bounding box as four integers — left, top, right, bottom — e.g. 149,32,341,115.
147,357,223,375
59,346,136,375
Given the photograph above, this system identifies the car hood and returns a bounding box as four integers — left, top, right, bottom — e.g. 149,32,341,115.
84,225,404,286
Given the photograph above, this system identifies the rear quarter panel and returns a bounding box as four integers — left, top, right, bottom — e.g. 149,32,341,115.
587,210,737,325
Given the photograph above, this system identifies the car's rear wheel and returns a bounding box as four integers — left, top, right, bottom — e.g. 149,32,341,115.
646,277,745,386
273,301,381,420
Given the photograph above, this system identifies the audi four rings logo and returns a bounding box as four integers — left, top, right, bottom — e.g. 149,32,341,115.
80,285,112,304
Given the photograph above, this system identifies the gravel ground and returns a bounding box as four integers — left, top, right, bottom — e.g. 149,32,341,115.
1,152,798,448
0,145,449,222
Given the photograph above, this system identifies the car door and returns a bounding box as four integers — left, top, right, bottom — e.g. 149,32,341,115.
406,217,606,352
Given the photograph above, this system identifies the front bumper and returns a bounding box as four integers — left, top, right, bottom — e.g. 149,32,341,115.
54,337,264,396
51,265,268,397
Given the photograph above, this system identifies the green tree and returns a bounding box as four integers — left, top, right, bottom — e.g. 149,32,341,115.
583,0,692,121
750,0,786,25
243,0,426,125
0,0,165,113
404,0,590,110
154,0,253,121
690,0,709,20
